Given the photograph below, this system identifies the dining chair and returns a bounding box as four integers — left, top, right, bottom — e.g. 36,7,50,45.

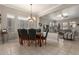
18,29,28,45
41,29,49,45
17,29,23,45
22,29,29,45
36,31,42,47
28,29,37,46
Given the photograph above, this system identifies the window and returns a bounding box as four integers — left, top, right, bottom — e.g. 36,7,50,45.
63,22,68,30
17,16,28,29
7,14,15,19
70,21,76,28
7,14,15,32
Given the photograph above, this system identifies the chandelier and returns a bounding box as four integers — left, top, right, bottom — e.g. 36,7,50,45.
27,4,36,22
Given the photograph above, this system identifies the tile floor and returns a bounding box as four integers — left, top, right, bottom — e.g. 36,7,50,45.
0,37,79,55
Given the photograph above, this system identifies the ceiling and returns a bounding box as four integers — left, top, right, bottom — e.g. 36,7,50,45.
39,4,79,20
2,4,79,19
2,4,59,16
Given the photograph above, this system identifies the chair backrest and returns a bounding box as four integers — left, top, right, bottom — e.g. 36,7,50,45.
36,29,41,33
22,29,28,35
45,29,49,39
28,29,36,39
20,29,25,36
18,29,28,39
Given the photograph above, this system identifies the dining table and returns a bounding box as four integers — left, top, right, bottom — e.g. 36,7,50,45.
18,29,44,47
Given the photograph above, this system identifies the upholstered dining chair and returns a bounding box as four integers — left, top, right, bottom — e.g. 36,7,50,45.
22,29,29,44
17,29,29,45
28,29,37,46
41,29,49,45
17,29,23,45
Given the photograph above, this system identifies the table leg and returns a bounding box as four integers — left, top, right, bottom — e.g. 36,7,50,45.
39,37,42,47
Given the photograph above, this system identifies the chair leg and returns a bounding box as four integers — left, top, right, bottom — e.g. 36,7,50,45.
35,40,37,47
23,40,26,44
20,39,23,45
38,39,40,45
41,39,43,45
19,38,21,44
45,39,46,45
25,40,27,45
37,40,39,45
28,40,30,46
